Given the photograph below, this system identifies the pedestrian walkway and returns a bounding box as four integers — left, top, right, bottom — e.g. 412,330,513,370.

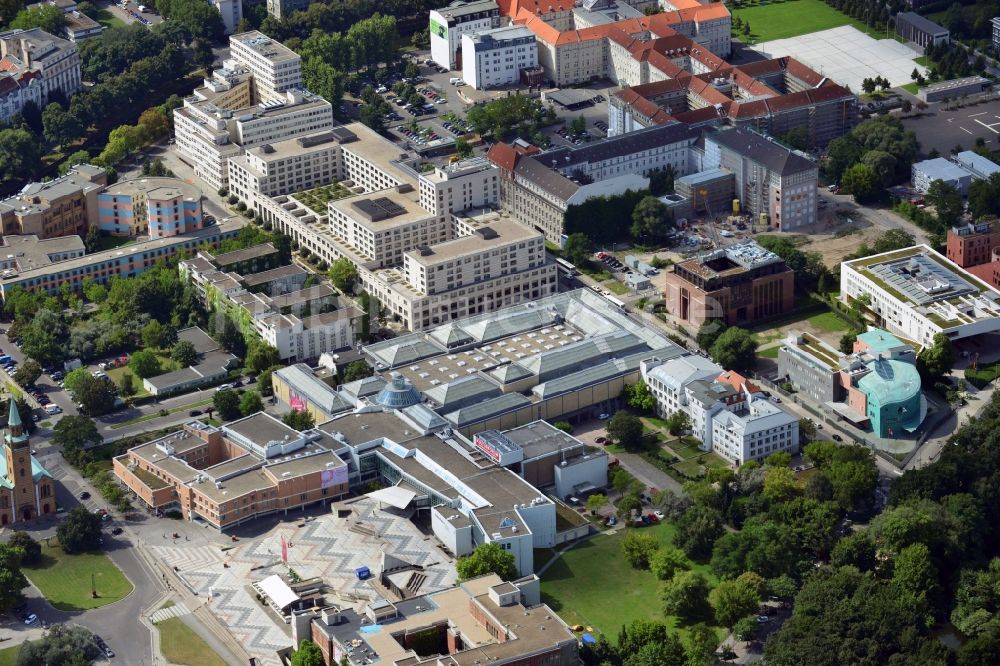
149,603,190,624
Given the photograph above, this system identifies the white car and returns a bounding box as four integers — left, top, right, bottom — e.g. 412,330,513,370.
654,510,664,520
216,383,234,392
597,413,611,421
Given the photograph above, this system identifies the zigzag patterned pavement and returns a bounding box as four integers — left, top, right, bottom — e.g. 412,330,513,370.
149,501,457,666
149,603,191,624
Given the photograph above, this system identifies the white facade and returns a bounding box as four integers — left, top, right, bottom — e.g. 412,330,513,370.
229,31,302,102
228,132,342,202
0,28,81,108
212,0,244,35
173,90,333,190
840,245,1000,346
430,0,501,70
640,355,723,415
710,399,799,464
461,26,538,90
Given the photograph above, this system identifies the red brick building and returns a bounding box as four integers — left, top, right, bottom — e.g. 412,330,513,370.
946,222,1000,289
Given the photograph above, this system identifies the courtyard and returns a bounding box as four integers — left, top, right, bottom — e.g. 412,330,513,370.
749,25,927,91
148,497,457,666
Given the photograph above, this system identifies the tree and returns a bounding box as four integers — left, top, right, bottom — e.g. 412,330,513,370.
0,0,24,26
630,195,673,240
290,639,325,666
19,308,67,366
861,149,897,186
840,163,880,203
710,572,765,627
661,570,712,622
456,542,517,580
282,409,315,430
553,421,573,434
621,531,660,569
892,542,938,612
12,360,41,387
616,493,642,521
213,389,240,421
17,623,101,666
57,506,103,553
709,327,757,374
696,320,727,351
674,505,724,560
52,415,102,462
343,360,373,383
562,233,591,267
916,333,954,385
607,411,643,451
328,257,358,293
171,340,198,367
763,466,799,502
128,349,161,379
246,343,281,374
765,451,792,468
664,410,691,435
624,381,656,413
926,179,964,226
455,137,472,158
75,376,117,416
585,493,607,515
41,103,83,149
240,390,263,416
839,330,858,354
798,418,816,443
140,320,170,349
8,531,40,566
0,128,42,182
119,371,136,397
733,616,758,643
10,4,65,33
650,546,689,581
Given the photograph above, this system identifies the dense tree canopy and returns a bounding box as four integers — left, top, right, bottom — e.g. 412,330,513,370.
455,542,517,580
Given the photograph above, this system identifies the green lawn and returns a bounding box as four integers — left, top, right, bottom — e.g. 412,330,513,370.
90,7,126,28
902,82,920,94
106,350,181,399
674,452,730,477
668,439,704,461
806,310,850,333
602,280,629,295
0,645,18,666
757,345,781,359
733,0,895,42
540,523,723,639
23,543,133,611
155,617,228,666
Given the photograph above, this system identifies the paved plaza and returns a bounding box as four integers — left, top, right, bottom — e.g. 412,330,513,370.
150,498,457,666
750,25,928,91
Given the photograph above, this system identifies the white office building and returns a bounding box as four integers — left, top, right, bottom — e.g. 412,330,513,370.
430,0,501,70
228,31,302,102
841,244,1000,346
212,0,244,35
228,131,342,202
461,26,538,90
710,398,798,464
0,28,81,107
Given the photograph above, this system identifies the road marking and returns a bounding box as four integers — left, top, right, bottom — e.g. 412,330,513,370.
961,127,974,135
969,112,988,117
947,118,954,123
975,119,1000,134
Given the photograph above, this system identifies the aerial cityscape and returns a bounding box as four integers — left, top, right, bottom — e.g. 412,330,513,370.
1,0,1000,663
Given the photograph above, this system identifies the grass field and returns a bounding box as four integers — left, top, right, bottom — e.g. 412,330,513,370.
602,279,629,295
673,452,730,477
106,350,180,399
24,543,133,611
732,0,891,42
757,345,781,359
902,82,920,94
156,617,228,666
0,645,18,666
668,439,705,460
540,523,722,639
806,311,850,333
90,7,126,28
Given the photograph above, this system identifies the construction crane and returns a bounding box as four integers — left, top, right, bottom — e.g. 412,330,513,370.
698,187,722,248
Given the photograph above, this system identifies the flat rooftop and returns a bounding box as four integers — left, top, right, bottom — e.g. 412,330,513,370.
406,219,539,266
0,234,84,272
223,412,302,453
100,176,201,202
331,189,431,232
212,243,277,266
239,263,306,286
230,31,299,63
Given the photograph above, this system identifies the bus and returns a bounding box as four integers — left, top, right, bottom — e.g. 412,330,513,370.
604,294,627,311
554,257,578,278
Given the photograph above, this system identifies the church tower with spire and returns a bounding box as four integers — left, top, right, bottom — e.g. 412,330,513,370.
1,401,54,524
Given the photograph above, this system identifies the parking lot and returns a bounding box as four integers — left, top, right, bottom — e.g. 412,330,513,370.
97,0,162,27
901,98,1000,157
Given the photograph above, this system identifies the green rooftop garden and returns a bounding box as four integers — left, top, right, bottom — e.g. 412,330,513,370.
294,182,355,211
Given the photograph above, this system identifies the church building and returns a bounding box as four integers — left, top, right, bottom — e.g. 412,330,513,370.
0,401,55,524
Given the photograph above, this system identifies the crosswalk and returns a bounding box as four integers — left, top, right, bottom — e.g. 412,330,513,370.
149,603,190,624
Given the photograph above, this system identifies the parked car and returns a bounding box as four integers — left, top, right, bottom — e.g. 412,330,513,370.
111,527,123,536
188,410,202,417
23,614,37,625
832,434,843,442
79,491,90,500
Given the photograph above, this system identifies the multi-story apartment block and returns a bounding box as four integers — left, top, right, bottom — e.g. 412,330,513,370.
430,0,502,70
418,156,500,218
0,28,80,116
841,244,1000,346
705,127,818,231
211,0,243,34
368,217,556,330
228,131,343,202
265,0,309,19
0,164,106,239
0,234,84,279
487,123,698,242
228,31,301,102
0,219,241,300
461,25,538,89
180,249,363,362
641,355,798,464
664,241,794,327
96,177,203,238
947,221,1000,269
173,88,333,190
